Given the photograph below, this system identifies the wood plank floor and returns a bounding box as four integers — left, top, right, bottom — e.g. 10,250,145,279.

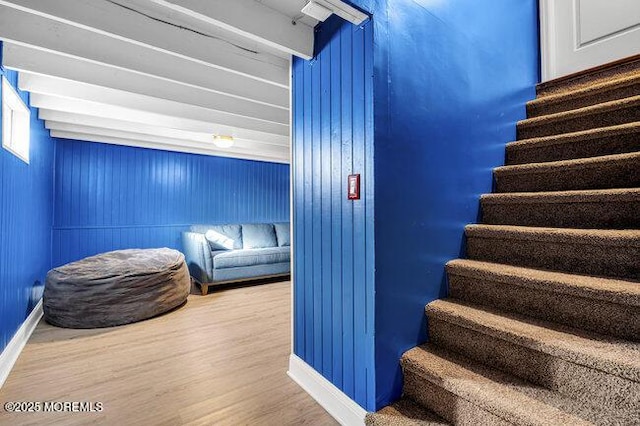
0,281,337,425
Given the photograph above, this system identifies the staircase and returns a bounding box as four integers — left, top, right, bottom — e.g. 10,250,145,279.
366,57,640,425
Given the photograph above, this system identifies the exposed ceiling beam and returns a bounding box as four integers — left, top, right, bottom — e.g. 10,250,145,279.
144,0,314,59
0,5,288,108
0,0,289,86
18,72,289,137
0,0,298,163
38,110,289,147
50,131,289,164
31,96,289,144
6,45,288,127
45,122,289,159
312,0,368,25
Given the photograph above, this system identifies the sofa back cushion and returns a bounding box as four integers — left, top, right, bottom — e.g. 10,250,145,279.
242,224,277,249
273,223,291,247
199,224,242,250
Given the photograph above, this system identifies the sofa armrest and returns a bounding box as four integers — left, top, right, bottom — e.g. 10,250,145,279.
181,232,213,283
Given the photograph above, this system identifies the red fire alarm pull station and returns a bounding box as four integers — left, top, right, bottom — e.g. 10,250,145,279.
347,174,360,200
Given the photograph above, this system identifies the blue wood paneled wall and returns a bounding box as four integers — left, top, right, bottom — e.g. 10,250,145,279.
53,139,290,266
0,65,55,353
292,16,375,410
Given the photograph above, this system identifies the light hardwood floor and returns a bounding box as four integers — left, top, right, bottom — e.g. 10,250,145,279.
0,281,337,425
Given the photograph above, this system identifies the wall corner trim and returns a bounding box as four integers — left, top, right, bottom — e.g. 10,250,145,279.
288,354,367,426
0,299,43,388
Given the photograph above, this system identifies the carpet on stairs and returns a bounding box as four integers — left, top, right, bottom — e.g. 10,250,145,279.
370,55,640,425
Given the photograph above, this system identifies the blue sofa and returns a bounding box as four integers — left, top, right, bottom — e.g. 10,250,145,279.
181,222,290,295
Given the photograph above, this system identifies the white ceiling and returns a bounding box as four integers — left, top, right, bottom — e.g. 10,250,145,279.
0,0,323,163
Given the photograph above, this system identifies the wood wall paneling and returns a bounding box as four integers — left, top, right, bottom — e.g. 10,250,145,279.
53,139,290,266
291,17,375,411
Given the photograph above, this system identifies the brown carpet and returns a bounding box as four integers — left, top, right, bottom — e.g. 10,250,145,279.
505,122,640,165
367,57,640,424
517,95,640,139
494,151,640,193
481,188,640,229
526,74,640,117
365,398,449,426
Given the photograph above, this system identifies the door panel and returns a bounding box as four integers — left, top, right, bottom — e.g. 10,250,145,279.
540,0,640,81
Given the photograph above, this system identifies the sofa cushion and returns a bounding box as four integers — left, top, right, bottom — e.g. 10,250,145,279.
242,224,277,249
273,222,291,247
202,225,243,250
212,247,290,269
213,262,290,282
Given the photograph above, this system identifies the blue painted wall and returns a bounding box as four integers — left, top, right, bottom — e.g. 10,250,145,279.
371,0,539,407
292,0,539,410
0,63,55,352
292,16,376,409
53,139,290,266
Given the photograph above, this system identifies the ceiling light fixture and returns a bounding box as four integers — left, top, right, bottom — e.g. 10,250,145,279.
213,135,235,148
300,0,368,25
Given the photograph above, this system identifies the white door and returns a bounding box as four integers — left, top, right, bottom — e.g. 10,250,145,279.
540,0,640,81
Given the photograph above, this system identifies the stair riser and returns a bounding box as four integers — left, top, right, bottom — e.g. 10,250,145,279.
428,319,640,412
494,156,640,192
505,130,640,165
536,57,640,97
447,273,640,341
466,236,640,280
517,104,640,139
481,199,640,229
527,83,640,118
402,369,511,426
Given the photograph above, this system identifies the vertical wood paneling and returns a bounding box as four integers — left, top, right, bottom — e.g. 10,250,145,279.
0,66,55,352
293,50,305,358
52,140,290,266
292,17,375,411
341,22,356,400
329,28,343,389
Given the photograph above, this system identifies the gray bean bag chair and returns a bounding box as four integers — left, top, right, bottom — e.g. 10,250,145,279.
44,248,190,328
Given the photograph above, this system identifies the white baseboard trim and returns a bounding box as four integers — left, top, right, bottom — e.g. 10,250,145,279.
288,354,367,426
0,299,43,388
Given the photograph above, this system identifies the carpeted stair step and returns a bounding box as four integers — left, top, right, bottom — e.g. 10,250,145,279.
465,224,640,279
445,259,640,340
493,152,640,193
365,398,450,426
526,74,640,117
480,188,640,229
426,299,640,412
517,95,640,139
401,345,633,425
536,55,640,98
505,122,640,165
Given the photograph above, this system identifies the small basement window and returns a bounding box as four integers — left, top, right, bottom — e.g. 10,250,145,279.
2,76,30,163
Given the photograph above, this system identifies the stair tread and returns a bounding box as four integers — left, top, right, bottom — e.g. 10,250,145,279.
506,121,640,151
518,95,640,129
427,299,640,382
446,259,640,307
403,345,634,426
494,151,640,175
465,224,640,247
366,398,450,426
527,73,640,109
481,187,640,204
